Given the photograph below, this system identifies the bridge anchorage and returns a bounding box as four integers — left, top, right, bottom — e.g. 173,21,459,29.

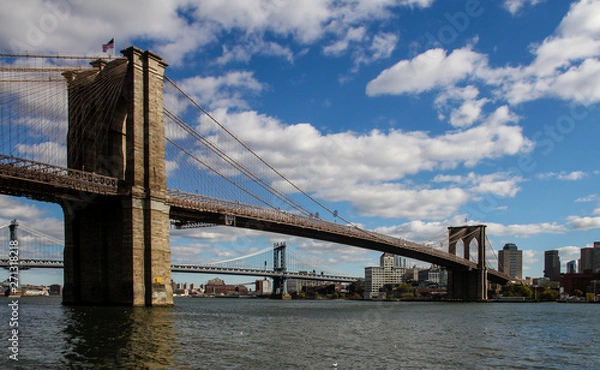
0,47,513,306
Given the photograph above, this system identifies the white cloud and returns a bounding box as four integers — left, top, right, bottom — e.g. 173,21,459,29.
375,216,468,244
522,249,540,265
503,0,545,15
323,26,366,56
216,39,295,65
198,103,532,220
537,171,587,181
486,221,567,238
435,85,488,128
176,71,266,111
568,215,600,230
0,196,63,240
0,0,435,66
328,183,469,220
575,194,598,202
375,217,568,253
366,47,487,96
16,142,66,167
557,245,582,263
434,172,523,198
351,32,399,70
497,0,600,105
365,1,600,108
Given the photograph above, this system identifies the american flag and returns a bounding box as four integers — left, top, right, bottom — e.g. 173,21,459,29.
102,38,114,53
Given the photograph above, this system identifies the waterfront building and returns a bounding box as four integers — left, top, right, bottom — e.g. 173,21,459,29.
580,242,600,273
286,278,322,294
544,250,561,282
498,243,523,280
255,279,272,294
364,253,407,299
418,266,448,287
561,272,600,296
204,277,248,295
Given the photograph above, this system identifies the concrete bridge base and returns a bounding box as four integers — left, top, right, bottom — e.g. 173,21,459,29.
447,268,488,301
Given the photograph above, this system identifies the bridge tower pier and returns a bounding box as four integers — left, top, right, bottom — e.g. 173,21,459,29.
61,47,172,306
447,225,488,301
9,219,18,244
271,242,291,299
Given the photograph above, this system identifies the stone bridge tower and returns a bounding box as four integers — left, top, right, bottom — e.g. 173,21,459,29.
61,47,172,306
447,225,487,301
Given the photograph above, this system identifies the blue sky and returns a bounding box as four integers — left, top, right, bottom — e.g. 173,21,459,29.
1,0,600,286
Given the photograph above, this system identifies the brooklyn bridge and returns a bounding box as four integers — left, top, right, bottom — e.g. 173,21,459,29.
0,47,512,306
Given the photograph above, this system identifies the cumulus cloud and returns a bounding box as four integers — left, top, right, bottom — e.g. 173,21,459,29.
193,103,532,220
557,245,583,263
434,85,488,128
434,172,524,198
522,249,540,266
175,71,266,110
0,196,63,240
568,215,600,230
0,0,437,68
485,221,567,238
323,26,366,56
366,47,487,96
367,0,600,109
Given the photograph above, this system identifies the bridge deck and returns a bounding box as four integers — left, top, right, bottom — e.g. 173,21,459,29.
0,159,512,284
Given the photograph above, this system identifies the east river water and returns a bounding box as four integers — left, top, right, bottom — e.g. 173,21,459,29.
1,296,599,369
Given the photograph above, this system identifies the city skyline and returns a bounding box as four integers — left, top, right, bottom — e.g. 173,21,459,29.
1,1,600,281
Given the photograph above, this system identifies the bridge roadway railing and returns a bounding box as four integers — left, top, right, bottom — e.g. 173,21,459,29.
167,190,479,271
0,154,119,196
0,259,65,269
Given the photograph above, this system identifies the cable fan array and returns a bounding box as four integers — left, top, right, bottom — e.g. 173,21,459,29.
163,76,347,224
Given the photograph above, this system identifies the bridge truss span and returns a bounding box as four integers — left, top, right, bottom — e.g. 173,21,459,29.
167,189,512,284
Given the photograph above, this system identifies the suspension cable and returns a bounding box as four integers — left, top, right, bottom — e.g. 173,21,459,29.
164,75,355,224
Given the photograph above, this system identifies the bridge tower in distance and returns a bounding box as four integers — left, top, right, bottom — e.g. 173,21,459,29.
271,242,291,299
447,225,488,301
9,219,18,244
61,47,172,306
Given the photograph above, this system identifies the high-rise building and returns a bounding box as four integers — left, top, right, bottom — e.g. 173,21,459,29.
566,260,578,274
365,253,407,299
393,255,407,268
544,250,561,281
579,242,600,273
498,243,523,279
